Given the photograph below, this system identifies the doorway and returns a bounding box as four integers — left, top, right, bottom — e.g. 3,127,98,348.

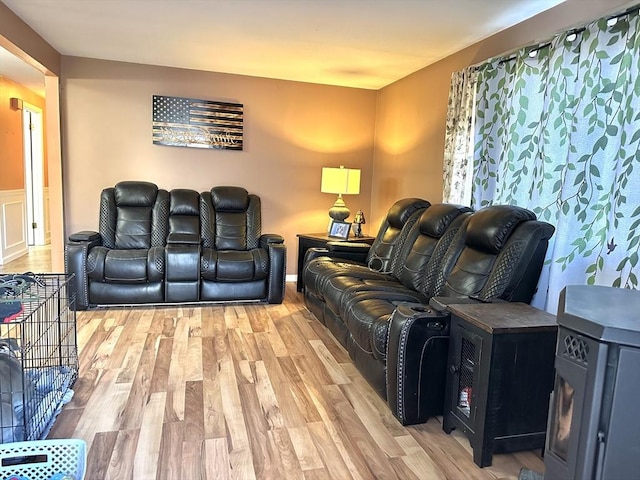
22,103,48,246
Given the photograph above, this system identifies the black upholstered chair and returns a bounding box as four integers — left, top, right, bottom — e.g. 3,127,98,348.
66,181,170,309
199,186,286,303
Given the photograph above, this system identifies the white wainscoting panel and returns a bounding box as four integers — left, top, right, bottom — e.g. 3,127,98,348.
0,189,28,265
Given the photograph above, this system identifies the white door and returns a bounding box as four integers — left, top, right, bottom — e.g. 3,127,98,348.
22,104,47,246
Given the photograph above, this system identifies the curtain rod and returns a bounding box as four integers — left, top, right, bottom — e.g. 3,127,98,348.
609,5,639,22
474,5,638,69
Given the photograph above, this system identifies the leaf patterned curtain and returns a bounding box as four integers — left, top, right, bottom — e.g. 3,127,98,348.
443,67,478,205
471,10,640,311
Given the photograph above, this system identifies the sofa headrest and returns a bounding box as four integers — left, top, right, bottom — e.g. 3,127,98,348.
114,181,158,207
465,205,537,254
419,204,473,237
211,186,250,212
170,189,199,215
387,198,431,229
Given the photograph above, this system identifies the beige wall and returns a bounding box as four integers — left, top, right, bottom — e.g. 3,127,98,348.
371,0,638,229
61,57,377,275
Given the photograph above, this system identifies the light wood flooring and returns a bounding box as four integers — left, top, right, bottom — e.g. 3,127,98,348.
6,248,544,479
0,244,52,274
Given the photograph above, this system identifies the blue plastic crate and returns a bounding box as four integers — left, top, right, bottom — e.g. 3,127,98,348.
0,439,86,480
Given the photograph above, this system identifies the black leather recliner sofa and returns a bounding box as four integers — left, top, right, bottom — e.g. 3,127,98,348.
303,201,555,425
65,181,286,310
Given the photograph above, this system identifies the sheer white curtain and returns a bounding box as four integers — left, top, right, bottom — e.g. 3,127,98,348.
442,67,477,205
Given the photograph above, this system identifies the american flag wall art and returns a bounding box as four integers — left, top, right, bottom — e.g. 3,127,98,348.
152,95,243,150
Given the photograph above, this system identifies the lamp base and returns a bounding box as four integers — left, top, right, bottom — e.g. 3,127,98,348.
328,195,350,222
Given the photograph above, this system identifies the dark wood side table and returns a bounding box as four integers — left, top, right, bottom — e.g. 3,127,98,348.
442,302,557,467
296,232,375,292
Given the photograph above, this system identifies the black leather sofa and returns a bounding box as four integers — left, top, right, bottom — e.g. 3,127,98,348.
65,181,286,310
303,201,554,425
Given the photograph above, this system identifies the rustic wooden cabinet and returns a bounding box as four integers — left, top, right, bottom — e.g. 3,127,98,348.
443,302,557,467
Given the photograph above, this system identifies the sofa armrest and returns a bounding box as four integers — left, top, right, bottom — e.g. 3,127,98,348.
386,302,451,425
262,236,286,304
326,241,371,254
260,233,285,247
68,230,101,243
65,232,103,311
303,243,370,266
167,233,200,245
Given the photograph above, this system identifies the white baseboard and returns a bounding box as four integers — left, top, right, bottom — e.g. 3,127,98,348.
286,274,297,283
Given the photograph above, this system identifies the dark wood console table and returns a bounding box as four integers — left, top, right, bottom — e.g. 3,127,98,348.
296,232,374,292
442,302,557,467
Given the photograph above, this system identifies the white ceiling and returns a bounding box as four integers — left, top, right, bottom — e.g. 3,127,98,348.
1,0,567,93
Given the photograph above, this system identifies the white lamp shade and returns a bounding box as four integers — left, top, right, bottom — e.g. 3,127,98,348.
321,166,361,195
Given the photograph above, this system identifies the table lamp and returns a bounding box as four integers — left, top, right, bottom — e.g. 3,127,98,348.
321,165,360,222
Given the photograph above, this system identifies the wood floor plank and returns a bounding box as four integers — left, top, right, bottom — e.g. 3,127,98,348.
255,332,307,428
48,407,83,439
263,314,290,357
133,391,166,480
203,377,226,439
288,426,324,471
268,428,305,480
308,421,353,480
203,437,231,480
272,312,313,356
324,384,399,479
182,440,204,480
73,369,131,442
254,360,285,429
91,324,123,370
119,332,159,430
184,380,205,442
239,382,288,479
219,349,251,452
106,429,139,480
279,363,323,423
309,339,351,385
185,311,204,382
150,336,173,393
107,319,139,369
339,382,405,458
84,430,118,480
156,421,184,480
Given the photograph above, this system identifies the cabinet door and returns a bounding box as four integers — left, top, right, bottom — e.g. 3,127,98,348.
449,323,483,427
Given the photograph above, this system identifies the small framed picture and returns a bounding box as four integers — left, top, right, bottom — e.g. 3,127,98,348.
328,221,352,239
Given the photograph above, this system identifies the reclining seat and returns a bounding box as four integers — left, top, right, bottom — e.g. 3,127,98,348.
66,181,170,309
303,198,430,325
341,205,555,424
199,186,286,303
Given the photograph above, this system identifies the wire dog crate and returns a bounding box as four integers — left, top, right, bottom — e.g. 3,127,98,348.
0,273,78,444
